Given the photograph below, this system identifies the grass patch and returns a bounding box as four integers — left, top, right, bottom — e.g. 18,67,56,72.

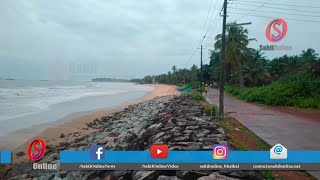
218,117,271,151
191,90,205,102
204,104,219,117
0,165,5,171
218,118,232,134
261,170,277,180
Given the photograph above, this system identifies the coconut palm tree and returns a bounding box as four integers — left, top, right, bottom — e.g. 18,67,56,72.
298,48,320,72
243,49,271,86
214,22,256,88
300,48,319,63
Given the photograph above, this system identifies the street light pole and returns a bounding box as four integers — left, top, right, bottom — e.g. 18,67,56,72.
219,0,228,120
200,45,203,92
227,22,252,27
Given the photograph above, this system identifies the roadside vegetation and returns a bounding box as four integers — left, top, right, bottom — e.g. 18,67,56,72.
225,71,320,109
204,104,219,117
191,90,205,102
136,21,319,180
0,165,5,172
136,22,320,109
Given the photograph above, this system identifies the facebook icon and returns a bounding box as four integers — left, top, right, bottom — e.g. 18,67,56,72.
90,145,105,160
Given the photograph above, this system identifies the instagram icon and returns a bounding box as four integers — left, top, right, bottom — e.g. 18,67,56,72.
212,144,228,159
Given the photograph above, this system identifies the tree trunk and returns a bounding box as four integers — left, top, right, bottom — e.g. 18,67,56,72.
236,58,244,88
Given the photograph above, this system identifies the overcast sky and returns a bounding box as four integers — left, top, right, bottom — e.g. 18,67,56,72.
0,0,319,80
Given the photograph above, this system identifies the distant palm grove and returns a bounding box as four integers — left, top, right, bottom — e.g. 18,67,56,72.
135,22,320,109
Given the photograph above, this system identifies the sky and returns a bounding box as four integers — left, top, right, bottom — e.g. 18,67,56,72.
0,0,319,80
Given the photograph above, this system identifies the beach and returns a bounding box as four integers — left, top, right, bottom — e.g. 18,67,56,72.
1,91,265,180
2,84,179,164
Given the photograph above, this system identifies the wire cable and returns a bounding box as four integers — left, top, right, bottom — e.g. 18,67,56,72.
185,1,222,68
229,7,320,18
203,4,224,45
229,11,320,23
235,0,273,21
233,1,320,14
233,0,320,9
202,0,213,31
184,48,199,68
202,0,221,43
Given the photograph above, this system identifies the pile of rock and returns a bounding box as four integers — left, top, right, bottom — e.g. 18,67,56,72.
1,94,264,180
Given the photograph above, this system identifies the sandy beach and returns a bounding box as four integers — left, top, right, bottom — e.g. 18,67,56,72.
1,91,268,180
5,84,179,163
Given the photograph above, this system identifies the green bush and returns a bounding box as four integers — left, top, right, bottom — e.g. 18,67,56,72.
188,81,200,89
176,83,184,87
191,90,205,101
225,72,320,109
205,104,219,116
294,96,320,109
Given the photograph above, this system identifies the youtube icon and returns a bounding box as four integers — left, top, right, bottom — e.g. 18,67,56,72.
150,145,168,158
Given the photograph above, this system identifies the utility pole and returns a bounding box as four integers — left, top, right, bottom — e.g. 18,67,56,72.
219,0,228,120
200,45,203,92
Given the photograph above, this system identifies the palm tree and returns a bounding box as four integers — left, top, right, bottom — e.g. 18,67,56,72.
243,49,271,86
190,64,198,82
209,50,221,83
300,48,319,64
171,66,177,84
214,22,256,88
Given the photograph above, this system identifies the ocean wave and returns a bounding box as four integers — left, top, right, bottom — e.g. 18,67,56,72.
0,82,149,122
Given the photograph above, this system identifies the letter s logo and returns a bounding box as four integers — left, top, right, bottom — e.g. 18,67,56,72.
27,139,46,161
266,18,288,42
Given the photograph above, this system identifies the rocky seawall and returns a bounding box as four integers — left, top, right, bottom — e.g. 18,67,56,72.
1,94,264,180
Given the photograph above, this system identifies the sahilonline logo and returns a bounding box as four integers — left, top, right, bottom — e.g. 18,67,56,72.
27,139,46,161
266,18,288,42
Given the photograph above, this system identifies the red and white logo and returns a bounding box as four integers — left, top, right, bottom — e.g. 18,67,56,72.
150,145,168,158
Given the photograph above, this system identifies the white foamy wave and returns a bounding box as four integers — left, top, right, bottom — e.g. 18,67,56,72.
26,91,118,110
0,81,146,122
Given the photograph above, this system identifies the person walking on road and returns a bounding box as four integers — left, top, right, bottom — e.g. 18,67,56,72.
204,84,209,96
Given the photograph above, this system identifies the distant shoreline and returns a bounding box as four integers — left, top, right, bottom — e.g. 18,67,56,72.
91,78,131,83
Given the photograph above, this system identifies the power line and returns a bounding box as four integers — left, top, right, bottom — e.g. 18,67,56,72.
185,0,221,68
227,1,239,22
207,19,223,46
233,1,320,14
233,0,320,9
229,7,320,18
184,48,198,68
202,0,220,42
210,4,226,39
203,5,225,63
235,0,273,21
203,4,224,45
202,0,213,31
229,11,320,23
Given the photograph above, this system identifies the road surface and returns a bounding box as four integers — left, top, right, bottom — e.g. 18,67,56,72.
206,88,320,179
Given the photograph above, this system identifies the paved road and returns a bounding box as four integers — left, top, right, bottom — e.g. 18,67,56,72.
206,88,320,179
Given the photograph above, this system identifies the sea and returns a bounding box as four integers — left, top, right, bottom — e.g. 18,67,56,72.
0,80,151,136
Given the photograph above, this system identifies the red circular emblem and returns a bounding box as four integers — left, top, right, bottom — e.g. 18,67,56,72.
266,18,288,42
27,139,46,161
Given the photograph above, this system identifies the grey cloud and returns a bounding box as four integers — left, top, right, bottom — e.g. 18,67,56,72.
0,0,319,80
